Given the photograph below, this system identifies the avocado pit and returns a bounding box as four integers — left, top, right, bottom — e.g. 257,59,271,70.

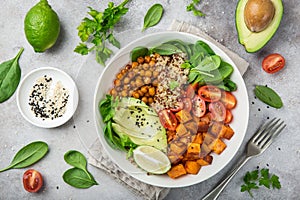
244,0,275,32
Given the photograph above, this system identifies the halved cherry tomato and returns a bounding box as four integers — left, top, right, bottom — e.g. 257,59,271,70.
209,101,226,122
262,53,285,74
224,109,233,124
198,85,221,102
23,169,43,193
192,95,206,117
170,101,184,112
185,83,198,98
220,91,237,109
182,98,192,112
158,109,178,131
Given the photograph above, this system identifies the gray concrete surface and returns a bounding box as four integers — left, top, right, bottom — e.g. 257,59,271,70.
0,0,299,199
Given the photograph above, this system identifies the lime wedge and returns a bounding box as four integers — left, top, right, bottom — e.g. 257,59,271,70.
133,145,171,174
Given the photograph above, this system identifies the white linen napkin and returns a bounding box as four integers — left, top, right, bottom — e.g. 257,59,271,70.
83,20,249,200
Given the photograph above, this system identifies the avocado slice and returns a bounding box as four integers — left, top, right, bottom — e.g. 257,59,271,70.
235,0,283,52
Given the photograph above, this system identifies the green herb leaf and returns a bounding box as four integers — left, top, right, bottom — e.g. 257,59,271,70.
270,174,281,189
186,0,205,17
74,0,129,66
169,80,179,90
0,47,24,103
196,55,221,72
142,4,164,31
130,46,149,62
150,43,182,55
254,85,283,108
241,182,259,198
63,168,98,189
0,141,48,172
99,95,115,122
64,150,88,172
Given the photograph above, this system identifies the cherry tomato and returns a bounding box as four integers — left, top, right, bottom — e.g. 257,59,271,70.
158,109,178,131
23,169,43,193
262,53,285,74
182,98,192,112
198,85,221,102
185,83,198,98
220,91,237,109
209,101,226,122
192,95,206,117
170,101,184,112
224,109,233,124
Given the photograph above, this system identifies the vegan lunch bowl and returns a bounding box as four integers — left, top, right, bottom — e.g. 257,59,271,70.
93,32,249,187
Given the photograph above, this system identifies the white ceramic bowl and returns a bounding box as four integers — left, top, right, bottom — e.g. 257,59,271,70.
93,31,249,187
17,67,79,128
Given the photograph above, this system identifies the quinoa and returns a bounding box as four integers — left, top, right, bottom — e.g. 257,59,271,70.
151,54,189,112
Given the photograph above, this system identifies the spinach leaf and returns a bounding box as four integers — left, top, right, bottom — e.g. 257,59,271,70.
99,95,115,122
142,4,164,31
196,55,221,72
64,150,91,177
130,46,149,62
217,78,237,91
0,141,48,172
63,168,98,189
194,40,215,56
254,85,283,108
150,43,182,55
0,47,24,103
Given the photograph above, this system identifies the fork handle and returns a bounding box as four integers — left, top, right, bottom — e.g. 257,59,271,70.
202,156,252,200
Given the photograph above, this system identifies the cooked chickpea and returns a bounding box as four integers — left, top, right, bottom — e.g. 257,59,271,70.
141,86,148,94
145,70,152,77
153,71,159,77
132,62,138,68
148,97,154,104
152,79,158,86
110,88,117,96
114,79,121,87
137,57,144,64
136,78,143,87
132,91,140,99
144,77,151,84
141,97,148,103
142,63,149,70
127,71,135,79
123,77,130,84
144,55,151,63
125,64,132,70
149,60,156,67
137,90,144,97
121,69,127,75
116,73,123,79
121,90,127,97
148,87,156,96
139,70,145,76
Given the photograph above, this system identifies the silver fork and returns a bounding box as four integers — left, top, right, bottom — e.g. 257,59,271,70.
202,118,286,200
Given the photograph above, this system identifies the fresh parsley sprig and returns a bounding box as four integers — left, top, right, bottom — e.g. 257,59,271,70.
186,0,205,17
74,0,129,66
241,168,281,198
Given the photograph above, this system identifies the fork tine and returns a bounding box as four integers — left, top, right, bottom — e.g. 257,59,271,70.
251,117,277,143
254,118,281,145
260,121,286,150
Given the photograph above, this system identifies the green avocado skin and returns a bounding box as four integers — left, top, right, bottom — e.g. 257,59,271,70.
235,0,283,53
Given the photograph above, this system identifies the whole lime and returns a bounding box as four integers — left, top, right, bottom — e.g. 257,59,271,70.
24,0,60,52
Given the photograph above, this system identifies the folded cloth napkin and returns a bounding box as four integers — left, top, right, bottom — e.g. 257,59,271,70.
86,20,249,200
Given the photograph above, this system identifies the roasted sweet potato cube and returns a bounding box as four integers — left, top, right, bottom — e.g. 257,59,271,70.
198,121,209,132
167,164,187,179
203,132,216,144
186,143,201,160
185,161,201,174
179,134,191,144
168,141,186,156
209,138,227,154
175,110,193,123
184,121,198,134
200,143,211,157
219,125,234,140
193,133,203,144
176,123,188,137
168,152,183,164
167,130,176,142
197,155,213,166
209,122,223,136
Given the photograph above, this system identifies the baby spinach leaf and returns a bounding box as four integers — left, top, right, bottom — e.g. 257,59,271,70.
0,47,24,103
150,43,182,55
64,150,89,174
0,141,48,173
99,95,115,122
63,168,98,189
254,85,283,108
142,4,164,31
130,46,149,62
194,40,215,56
196,55,221,72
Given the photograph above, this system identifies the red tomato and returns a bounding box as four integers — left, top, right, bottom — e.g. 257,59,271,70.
185,83,198,98
209,101,226,122
158,110,178,131
192,95,206,117
224,109,233,124
220,91,237,109
262,53,285,74
198,85,221,102
23,169,43,193
170,101,184,112
182,98,192,112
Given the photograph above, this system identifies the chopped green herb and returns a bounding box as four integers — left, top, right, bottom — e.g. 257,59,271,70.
186,0,205,17
169,80,179,90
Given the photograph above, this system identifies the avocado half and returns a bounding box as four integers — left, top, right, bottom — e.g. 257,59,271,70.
235,0,283,52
